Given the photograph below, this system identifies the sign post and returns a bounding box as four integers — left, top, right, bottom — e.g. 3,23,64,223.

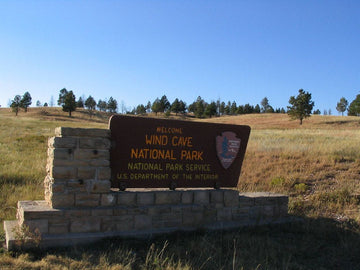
109,115,250,190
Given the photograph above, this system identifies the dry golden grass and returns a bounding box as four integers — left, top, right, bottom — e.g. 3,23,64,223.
1,108,360,269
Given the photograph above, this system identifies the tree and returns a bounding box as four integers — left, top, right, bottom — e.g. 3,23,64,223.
107,96,118,113
219,102,226,115
20,91,32,112
151,98,162,115
260,97,269,113
135,104,147,115
313,109,321,115
237,105,244,114
146,101,152,113
57,88,68,106
287,89,315,125
178,100,187,114
254,104,261,113
85,96,96,111
43,102,48,107
76,96,84,108
159,95,170,113
10,95,22,116
348,94,360,116
189,96,206,118
170,98,181,115
85,95,96,117
36,100,42,107
204,101,217,118
97,99,107,111
224,101,231,115
230,101,237,115
336,97,348,116
62,91,76,117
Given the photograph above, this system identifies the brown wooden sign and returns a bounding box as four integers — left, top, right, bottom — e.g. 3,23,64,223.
109,115,251,190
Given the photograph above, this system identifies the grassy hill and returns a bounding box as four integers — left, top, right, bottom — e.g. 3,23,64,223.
1,107,360,269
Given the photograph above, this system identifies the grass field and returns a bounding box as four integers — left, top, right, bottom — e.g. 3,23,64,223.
0,107,360,269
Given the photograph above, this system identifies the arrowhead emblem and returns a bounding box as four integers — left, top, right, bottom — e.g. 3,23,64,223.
216,131,241,169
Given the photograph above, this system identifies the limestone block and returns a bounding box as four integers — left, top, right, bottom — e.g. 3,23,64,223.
101,215,134,231
50,166,77,179
263,205,274,217
238,195,255,207
210,190,224,208
48,217,70,234
170,205,183,215
51,194,75,208
127,207,148,215
117,192,137,206
100,194,116,206
182,211,204,226
223,190,239,207
23,219,48,234
115,215,134,231
152,212,182,228
79,138,110,149
202,207,217,224
51,183,65,193
231,208,250,221
55,127,110,138
49,148,73,160
89,159,110,167
91,208,113,216
217,207,232,221
181,191,194,204
48,217,70,227
279,204,288,216
65,209,91,217
134,215,152,230
193,191,209,205
113,207,128,215
249,206,263,220
148,206,171,215
78,167,96,179
18,201,63,220
155,191,181,205
70,218,101,233
67,179,86,193
50,137,77,148
75,194,100,207
97,167,111,180
137,192,155,206
53,159,88,167
74,149,109,160
49,224,69,234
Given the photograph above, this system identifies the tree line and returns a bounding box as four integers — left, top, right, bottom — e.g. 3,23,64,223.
9,88,360,123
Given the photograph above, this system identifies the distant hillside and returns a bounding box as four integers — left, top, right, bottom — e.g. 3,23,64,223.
0,106,359,130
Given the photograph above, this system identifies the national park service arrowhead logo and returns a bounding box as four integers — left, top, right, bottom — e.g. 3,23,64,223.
216,131,241,169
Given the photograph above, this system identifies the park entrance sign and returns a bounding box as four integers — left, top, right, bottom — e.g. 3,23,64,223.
109,115,251,189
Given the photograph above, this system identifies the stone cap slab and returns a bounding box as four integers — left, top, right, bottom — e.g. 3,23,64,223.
55,127,110,138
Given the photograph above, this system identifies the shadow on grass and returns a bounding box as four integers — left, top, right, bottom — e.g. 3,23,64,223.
0,174,40,186
6,216,360,269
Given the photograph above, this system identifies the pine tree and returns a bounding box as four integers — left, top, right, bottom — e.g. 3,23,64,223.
287,89,314,125
62,91,76,117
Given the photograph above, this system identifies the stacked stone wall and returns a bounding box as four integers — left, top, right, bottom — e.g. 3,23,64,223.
4,127,289,250
45,127,111,208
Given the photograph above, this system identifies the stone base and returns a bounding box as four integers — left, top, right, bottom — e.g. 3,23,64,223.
4,190,289,250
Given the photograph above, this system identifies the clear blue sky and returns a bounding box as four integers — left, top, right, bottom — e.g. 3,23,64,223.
1,0,359,113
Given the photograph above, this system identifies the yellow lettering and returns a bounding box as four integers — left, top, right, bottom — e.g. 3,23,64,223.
180,150,203,160
145,134,168,145
171,136,193,147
